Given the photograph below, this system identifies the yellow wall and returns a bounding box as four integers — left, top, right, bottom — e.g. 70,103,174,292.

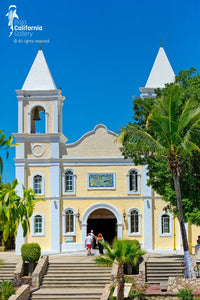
26,166,50,197
153,199,180,250
61,165,142,198
188,224,200,254
61,199,144,244
26,142,51,159
26,200,51,250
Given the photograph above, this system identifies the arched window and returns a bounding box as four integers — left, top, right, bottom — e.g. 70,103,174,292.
128,208,142,236
34,215,42,234
33,175,42,194
130,170,138,191
130,210,139,233
62,208,76,236
31,106,45,134
127,169,140,194
65,170,73,192
28,104,48,134
65,210,74,233
159,212,172,237
31,213,45,236
161,214,170,234
63,169,76,195
31,172,45,195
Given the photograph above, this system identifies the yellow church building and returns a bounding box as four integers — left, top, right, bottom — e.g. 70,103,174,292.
14,46,199,255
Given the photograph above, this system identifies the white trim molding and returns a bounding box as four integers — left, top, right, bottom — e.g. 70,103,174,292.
31,212,45,236
62,207,76,236
159,211,173,237
127,168,141,195
31,172,45,195
62,168,76,195
127,207,142,236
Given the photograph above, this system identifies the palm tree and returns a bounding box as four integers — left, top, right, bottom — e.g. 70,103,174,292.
95,239,145,300
118,85,200,278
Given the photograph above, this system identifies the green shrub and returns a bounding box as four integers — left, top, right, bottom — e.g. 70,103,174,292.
21,243,41,263
177,286,194,300
0,280,15,300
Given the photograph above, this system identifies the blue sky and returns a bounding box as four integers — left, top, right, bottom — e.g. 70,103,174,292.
0,0,200,183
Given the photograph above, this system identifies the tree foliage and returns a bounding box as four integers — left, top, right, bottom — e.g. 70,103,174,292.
120,68,200,225
118,81,200,277
0,131,17,176
0,179,44,242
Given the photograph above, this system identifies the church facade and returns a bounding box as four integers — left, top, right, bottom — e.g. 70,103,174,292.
14,46,199,255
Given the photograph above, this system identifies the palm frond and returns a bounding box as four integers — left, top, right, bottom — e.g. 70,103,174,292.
94,256,113,267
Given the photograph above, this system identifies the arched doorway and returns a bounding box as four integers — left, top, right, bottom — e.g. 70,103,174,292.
87,209,117,244
81,203,123,243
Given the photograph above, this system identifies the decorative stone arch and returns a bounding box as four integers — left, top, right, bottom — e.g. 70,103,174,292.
28,103,49,133
81,203,123,242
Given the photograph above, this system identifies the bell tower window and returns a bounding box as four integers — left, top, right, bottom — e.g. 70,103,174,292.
31,106,45,134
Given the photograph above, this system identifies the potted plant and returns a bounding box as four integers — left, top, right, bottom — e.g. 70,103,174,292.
21,243,41,275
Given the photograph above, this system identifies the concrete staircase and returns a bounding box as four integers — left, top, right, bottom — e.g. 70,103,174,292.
0,262,16,284
145,255,185,284
32,262,112,300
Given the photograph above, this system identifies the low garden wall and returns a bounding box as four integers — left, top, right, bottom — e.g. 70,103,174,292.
168,276,200,293
13,255,49,287
8,285,30,300
142,295,178,299
32,256,49,288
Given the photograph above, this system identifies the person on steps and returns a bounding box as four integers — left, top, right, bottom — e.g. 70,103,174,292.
85,233,93,256
96,233,104,256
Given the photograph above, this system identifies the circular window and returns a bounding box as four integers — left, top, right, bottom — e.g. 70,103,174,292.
32,144,44,157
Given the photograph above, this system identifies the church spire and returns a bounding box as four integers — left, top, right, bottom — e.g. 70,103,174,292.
22,49,57,90
140,45,175,99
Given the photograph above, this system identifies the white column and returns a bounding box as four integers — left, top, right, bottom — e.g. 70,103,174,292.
50,163,60,252
117,223,123,239
18,100,23,133
142,165,153,251
45,112,49,133
81,223,87,243
28,113,31,133
53,100,58,133
15,163,26,255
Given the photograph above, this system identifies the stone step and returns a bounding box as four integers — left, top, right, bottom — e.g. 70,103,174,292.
146,268,184,272
32,296,101,299
43,277,110,281
48,263,98,267
35,260,111,299
32,288,103,299
48,268,111,273
47,269,111,273
41,284,106,288
43,277,109,281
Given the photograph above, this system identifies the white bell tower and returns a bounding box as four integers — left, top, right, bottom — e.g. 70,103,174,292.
14,48,67,254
